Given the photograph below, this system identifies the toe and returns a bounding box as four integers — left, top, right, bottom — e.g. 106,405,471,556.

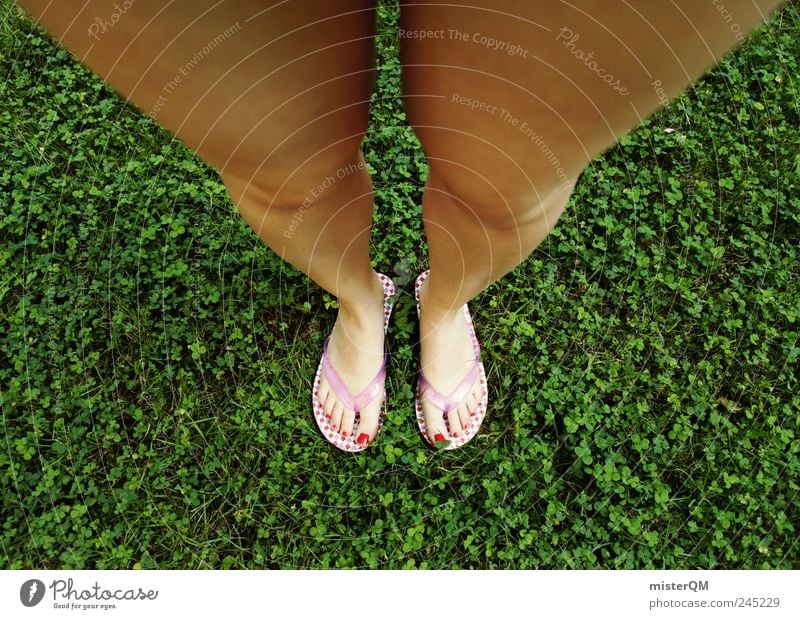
321,387,335,418
355,401,381,447
426,411,449,446
339,407,355,437
330,400,344,432
472,377,486,409
467,391,480,416
458,398,474,429
447,408,465,439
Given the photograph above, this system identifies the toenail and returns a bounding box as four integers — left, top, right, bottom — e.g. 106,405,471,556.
356,433,370,446
434,433,445,443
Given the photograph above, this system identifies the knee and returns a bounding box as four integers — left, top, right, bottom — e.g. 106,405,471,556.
220,137,368,214
426,161,579,232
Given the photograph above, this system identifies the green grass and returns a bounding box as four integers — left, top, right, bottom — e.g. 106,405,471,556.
1,0,798,569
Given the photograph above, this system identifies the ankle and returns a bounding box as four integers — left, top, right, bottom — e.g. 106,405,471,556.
337,272,385,324
418,275,464,326
419,295,463,329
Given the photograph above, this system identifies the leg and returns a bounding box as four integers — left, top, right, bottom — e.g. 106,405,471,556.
400,0,784,442
18,0,387,441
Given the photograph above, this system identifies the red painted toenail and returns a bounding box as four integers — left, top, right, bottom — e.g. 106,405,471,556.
356,433,370,445
434,433,445,443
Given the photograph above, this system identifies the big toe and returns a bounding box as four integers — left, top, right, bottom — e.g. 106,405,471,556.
422,406,449,446
354,400,382,447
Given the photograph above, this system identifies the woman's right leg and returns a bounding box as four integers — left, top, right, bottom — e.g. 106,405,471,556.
17,0,387,440
399,0,784,443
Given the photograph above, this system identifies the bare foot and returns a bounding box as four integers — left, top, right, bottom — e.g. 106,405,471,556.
417,274,484,445
316,272,388,446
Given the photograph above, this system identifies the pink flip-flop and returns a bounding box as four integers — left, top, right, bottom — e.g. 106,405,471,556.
312,272,396,452
414,270,488,450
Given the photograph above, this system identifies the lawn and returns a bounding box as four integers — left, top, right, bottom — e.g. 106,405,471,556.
1,1,798,569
